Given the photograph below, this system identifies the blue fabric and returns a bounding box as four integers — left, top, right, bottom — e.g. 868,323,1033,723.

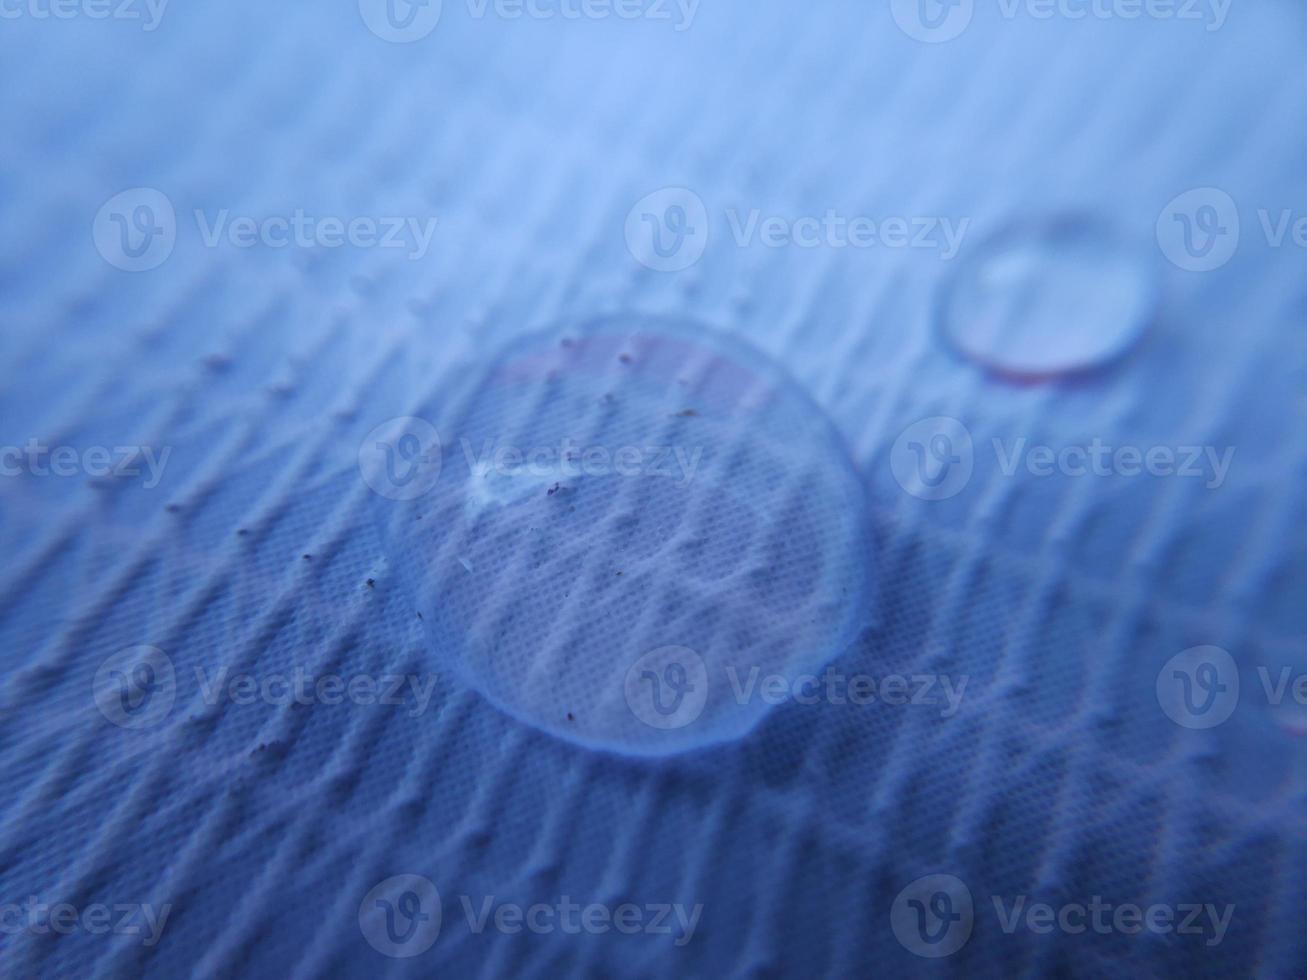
0,2,1304,976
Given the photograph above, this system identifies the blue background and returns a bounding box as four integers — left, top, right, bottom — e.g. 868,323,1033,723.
1,1,1305,976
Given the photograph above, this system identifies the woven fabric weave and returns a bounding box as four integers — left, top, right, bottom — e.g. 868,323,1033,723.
0,2,1303,976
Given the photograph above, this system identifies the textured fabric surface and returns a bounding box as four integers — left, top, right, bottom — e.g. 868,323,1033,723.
1,2,1305,977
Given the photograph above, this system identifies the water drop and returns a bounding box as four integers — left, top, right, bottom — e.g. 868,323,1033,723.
939,215,1157,379
380,315,874,756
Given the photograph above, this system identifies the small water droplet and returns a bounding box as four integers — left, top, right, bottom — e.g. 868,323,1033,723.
939,216,1157,380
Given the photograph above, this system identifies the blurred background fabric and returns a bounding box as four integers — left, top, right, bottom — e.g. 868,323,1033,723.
1,1,1305,976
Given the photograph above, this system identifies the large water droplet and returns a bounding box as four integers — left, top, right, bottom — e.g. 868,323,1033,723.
378,315,874,756
939,216,1158,379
